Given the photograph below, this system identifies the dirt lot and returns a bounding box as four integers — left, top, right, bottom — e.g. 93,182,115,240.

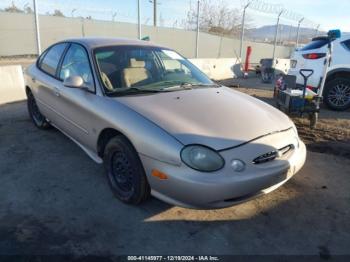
0,79,350,258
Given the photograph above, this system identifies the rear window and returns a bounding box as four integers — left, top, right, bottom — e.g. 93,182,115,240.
40,43,67,76
300,39,328,51
341,39,350,51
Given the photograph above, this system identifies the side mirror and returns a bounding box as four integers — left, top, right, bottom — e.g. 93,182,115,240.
63,76,84,88
328,29,341,40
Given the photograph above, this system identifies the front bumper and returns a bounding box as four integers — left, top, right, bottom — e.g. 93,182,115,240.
141,129,307,209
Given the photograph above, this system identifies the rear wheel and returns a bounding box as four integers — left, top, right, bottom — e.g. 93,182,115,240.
103,136,150,205
27,90,50,129
324,77,350,111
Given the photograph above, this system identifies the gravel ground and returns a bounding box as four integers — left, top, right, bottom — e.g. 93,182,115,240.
0,95,349,258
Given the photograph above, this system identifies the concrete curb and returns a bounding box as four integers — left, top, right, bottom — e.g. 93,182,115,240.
189,58,238,80
0,65,26,105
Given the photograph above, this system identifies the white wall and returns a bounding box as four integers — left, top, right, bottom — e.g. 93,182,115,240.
0,12,293,62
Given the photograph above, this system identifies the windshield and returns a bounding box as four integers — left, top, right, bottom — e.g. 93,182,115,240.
94,45,214,96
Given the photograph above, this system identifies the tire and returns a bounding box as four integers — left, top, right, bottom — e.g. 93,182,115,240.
27,89,51,129
103,136,150,205
324,77,350,111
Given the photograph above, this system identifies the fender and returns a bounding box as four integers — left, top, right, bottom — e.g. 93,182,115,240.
327,67,350,78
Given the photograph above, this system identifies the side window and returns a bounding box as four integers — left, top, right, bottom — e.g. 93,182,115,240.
37,49,48,67
40,43,67,76
158,51,190,74
60,44,94,91
341,39,350,51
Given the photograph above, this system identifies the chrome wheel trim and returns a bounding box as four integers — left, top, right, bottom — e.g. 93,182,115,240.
327,83,350,107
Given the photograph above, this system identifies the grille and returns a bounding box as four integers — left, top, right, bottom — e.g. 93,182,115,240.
253,144,294,164
252,151,278,164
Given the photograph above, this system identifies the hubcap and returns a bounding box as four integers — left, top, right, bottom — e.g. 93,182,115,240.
110,151,134,194
328,83,350,107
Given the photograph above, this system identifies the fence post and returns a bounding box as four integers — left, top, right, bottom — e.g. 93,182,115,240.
239,2,250,62
295,17,304,48
33,0,41,55
153,0,157,27
138,0,141,39
314,24,320,37
81,17,85,37
195,0,200,58
272,10,284,61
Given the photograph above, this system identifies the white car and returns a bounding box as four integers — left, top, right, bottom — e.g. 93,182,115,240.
289,34,350,111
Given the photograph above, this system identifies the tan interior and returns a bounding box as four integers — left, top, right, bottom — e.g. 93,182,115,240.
121,58,152,87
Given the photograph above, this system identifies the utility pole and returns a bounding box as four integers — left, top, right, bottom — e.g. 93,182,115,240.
153,0,157,27
33,0,41,55
138,0,141,39
272,9,284,61
295,17,304,48
239,2,251,62
195,0,200,58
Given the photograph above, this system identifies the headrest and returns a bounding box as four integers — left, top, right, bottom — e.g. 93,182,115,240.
129,58,145,68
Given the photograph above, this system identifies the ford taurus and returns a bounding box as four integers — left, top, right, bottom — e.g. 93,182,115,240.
24,38,306,209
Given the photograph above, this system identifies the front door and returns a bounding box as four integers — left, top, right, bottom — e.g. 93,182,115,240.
53,43,99,151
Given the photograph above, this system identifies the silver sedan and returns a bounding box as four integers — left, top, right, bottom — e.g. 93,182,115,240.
24,38,306,209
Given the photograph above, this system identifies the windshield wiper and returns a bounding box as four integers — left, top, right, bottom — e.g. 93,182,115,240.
162,82,220,90
107,87,164,96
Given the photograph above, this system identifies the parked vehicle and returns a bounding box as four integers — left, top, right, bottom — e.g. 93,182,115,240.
289,34,350,111
275,30,342,129
24,38,306,209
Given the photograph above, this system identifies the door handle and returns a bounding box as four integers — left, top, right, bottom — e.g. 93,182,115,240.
54,87,60,97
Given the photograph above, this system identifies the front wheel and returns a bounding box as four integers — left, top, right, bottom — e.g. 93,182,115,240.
324,78,350,111
103,136,150,205
27,90,50,129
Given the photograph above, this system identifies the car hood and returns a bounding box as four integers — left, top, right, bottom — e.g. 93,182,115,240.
116,86,293,150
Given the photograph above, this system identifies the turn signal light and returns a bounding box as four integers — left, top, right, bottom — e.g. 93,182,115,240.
152,169,168,180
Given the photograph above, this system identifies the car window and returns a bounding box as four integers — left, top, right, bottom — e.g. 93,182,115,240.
37,49,48,67
158,50,191,74
94,46,212,94
341,39,350,51
40,43,67,76
60,43,94,92
300,39,328,51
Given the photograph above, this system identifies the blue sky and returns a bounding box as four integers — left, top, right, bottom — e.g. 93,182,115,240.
1,0,348,31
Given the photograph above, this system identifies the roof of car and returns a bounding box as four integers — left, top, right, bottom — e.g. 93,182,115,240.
60,37,167,49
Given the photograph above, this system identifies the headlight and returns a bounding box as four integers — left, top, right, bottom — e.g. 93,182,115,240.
181,145,225,172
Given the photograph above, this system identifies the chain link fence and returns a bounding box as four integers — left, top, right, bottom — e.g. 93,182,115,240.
0,0,321,64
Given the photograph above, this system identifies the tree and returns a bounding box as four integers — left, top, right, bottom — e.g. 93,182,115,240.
185,0,245,38
4,2,24,13
53,9,65,17
24,6,33,14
